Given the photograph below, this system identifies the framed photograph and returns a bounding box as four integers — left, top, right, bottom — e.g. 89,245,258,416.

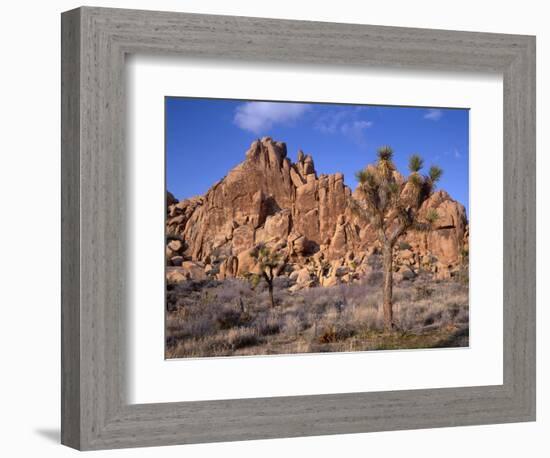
164,98,471,359
61,6,536,450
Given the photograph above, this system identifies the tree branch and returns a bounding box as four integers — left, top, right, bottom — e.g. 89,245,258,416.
388,221,408,245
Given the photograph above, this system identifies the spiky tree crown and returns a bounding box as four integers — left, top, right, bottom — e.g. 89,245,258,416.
352,146,443,243
376,146,395,178
429,165,443,183
408,154,424,173
377,145,394,161
250,244,282,269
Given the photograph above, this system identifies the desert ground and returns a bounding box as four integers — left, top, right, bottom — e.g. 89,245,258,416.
166,264,468,358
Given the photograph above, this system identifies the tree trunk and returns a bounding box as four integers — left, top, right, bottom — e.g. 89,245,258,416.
268,281,275,308
382,243,395,331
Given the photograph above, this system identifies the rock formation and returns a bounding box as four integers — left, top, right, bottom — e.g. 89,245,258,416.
166,137,469,286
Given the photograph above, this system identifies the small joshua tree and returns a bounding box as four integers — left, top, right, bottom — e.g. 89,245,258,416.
353,146,442,331
248,243,283,308
307,256,330,281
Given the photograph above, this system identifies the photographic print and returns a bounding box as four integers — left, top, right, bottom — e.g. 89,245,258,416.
165,98,469,359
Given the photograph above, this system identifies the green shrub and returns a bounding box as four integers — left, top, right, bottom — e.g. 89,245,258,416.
397,241,412,251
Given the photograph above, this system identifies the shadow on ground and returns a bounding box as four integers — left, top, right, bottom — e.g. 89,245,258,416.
435,326,469,348
35,428,60,444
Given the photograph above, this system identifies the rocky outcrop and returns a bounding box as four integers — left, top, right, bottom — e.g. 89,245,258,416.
166,137,469,284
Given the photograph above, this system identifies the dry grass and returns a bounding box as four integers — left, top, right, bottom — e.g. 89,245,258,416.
165,274,469,358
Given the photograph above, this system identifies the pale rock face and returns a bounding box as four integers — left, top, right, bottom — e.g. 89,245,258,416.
218,256,239,280
434,262,453,280
289,167,305,188
264,209,291,241
236,248,261,277
328,219,348,260
288,234,309,257
166,269,187,284
295,267,313,285
231,225,255,255
167,239,183,253
289,267,316,291
400,248,414,259
405,190,468,266
321,274,340,288
166,138,469,283
167,261,207,282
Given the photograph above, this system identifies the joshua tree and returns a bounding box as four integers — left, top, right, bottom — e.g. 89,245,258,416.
248,243,283,308
353,146,442,331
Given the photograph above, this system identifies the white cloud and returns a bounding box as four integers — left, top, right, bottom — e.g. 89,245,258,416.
443,148,462,160
315,108,373,145
424,109,443,121
233,101,310,133
315,110,350,134
340,120,373,145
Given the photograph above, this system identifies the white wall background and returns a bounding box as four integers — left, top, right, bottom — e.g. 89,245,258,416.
0,0,546,456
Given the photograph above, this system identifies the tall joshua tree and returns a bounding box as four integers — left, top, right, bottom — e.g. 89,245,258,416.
248,243,283,308
353,146,442,331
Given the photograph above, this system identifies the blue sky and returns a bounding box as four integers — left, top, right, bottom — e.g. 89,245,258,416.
166,98,469,215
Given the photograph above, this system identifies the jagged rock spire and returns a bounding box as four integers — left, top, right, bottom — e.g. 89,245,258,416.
166,138,468,283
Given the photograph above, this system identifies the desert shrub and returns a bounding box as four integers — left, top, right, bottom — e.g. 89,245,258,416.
317,327,338,343
392,289,407,303
166,264,470,358
174,296,189,308
173,280,208,294
455,306,469,324
443,303,461,321
342,304,382,331
206,279,222,289
170,335,232,357
300,287,332,312
294,310,312,331
166,291,178,312
366,271,383,286
215,308,251,330
165,335,179,348
257,317,282,336
423,308,443,327
215,278,250,303
199,289,216,306
367,254,383,270
414,284,434,300
334,281,365,304
227,328,260,349
394,306,415,331
317,324,355,344
273,276,292,289
453,266,469,285
173,315,216,340
283,314,305,336
394,301,433,331
201,336,232,355
398,241,412,251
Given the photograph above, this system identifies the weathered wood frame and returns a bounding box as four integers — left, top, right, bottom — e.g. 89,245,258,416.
61,6,536,450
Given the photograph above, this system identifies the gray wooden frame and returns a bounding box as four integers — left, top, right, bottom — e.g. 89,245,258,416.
61,6,536,451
